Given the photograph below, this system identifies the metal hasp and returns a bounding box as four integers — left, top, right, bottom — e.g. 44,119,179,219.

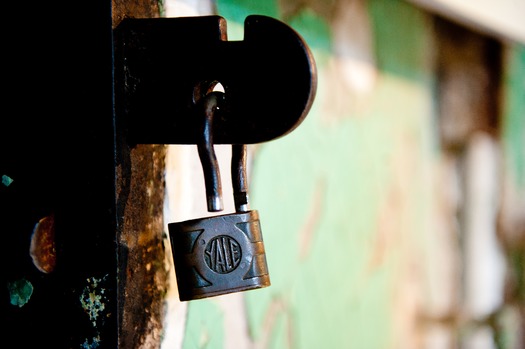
113,14,317,145
114,14,317,301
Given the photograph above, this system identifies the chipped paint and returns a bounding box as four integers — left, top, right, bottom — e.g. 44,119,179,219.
80,275,109,327
1,174,13,187
81,335,101,349
7,278,33,307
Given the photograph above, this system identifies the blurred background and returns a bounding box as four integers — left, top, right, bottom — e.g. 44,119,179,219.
161,0,525,348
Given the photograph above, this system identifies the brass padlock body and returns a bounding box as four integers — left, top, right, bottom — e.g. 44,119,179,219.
168,210,270,301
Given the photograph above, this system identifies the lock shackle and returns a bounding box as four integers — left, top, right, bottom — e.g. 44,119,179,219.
197,92,224,212
197,92,250,213
232,143,249,213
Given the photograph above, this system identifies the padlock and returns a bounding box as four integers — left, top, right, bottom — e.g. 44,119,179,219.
168,92,270,301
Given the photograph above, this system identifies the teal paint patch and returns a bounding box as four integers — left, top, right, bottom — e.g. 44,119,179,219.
157,0,165,17
217,1,330,61
1,174,14,187
80,275,109,327
369,0,433,82
217,0,279,22
192,1,436,349
287,9,332,56
7,278,33,307
502,44,525,188
243,6,435,348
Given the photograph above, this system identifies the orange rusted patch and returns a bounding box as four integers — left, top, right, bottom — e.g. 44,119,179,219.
30,214,57,273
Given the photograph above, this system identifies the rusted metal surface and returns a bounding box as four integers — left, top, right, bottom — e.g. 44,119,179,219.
112,0,160,28
169,210,270,301
112,1,169,348
29,214,56,274
116,143,168,348
196,92,225,212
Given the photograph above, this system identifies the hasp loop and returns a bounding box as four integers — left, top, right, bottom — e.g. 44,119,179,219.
114,14,317,145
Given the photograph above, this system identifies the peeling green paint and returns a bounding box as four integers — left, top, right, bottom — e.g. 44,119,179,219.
80,275,109,327
246,70,434,348
214,0,435,348
1,174,14,187
217,0,279,24
182,0,521,348
7,278,33,307
502,44,525,188
157,0,165,17
369,0,434,83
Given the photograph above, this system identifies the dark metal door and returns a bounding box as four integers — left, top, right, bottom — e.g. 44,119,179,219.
1,1,117,347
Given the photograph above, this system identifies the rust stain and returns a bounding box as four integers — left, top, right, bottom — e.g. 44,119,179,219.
367,186,399,271
112,0,160,28
298,177,326,260
117,143,169,349
367,133,427,349
253,297,294,349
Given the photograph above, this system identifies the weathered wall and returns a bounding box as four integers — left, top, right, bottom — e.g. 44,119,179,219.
160,1,525,348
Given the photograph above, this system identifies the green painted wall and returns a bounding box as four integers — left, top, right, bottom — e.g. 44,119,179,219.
177,0,525,348
181,0,436,348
